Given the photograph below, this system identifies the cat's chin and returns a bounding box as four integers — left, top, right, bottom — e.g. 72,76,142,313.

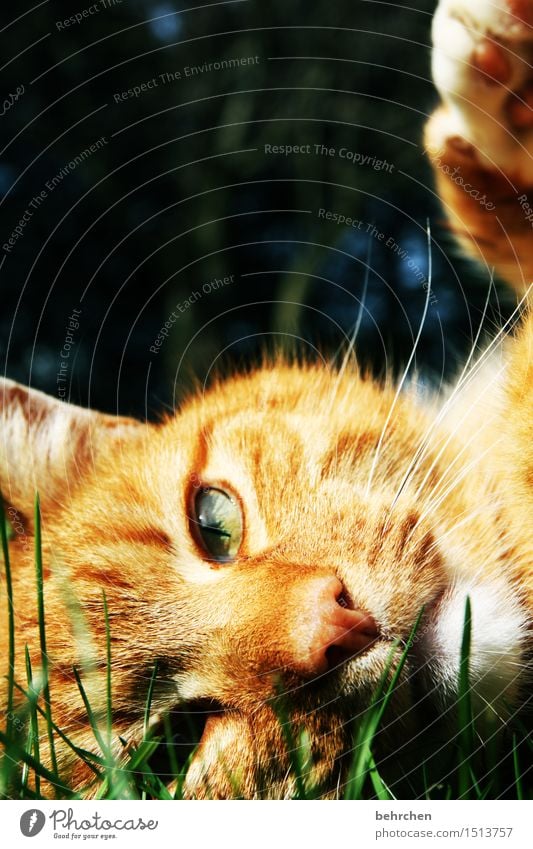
148,572,528,799
415,575,528,720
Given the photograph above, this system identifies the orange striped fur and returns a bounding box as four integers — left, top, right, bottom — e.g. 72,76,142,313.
1,0,532,798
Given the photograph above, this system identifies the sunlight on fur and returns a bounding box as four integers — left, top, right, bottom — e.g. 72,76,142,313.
1,0,532,799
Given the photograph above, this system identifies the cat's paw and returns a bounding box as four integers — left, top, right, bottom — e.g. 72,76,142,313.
431,0,533,181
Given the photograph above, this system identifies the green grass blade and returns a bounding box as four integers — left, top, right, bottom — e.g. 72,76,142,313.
368,752,395,800
345,606,424,799
139,771,173,800
124,737,162,772
162,712,179,786
0,497,15,741
20,735,30,793
22,647,40,795
72,666,110,760
512,734,523,801
13,679,103,775
457,596,474,799
34,494,59,783
142,662,159,801
143,662,159,741
421,761,435,801
0,729,72,796
344,643,398,799
271,684,310,799
102,591,112,752
71,665,135,799
512,719,533,753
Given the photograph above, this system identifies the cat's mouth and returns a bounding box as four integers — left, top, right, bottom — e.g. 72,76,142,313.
148,699,223,778
146,604,431,784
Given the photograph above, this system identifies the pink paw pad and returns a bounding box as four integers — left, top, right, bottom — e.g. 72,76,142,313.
472,39,512,85
447,135,476,157
507,82,533,127
507,0,533,28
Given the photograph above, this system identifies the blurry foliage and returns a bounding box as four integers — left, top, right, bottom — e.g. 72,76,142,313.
0,0,514,417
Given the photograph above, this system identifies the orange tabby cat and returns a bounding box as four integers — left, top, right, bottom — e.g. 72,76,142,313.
1,0,532,798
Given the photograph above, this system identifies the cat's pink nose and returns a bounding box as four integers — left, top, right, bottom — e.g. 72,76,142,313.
289,576,379,678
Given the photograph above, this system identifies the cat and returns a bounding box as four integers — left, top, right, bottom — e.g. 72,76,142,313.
1,0,532,799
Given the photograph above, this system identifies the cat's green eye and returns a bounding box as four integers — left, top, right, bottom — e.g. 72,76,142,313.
193,486,243,562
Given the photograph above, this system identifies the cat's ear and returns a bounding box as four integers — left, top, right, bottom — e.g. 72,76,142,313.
0,378,144,529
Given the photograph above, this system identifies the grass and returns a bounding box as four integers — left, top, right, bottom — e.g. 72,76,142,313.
33,495,58,783
0,497,531,801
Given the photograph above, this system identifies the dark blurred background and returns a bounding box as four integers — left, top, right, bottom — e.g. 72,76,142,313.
0,0,514,418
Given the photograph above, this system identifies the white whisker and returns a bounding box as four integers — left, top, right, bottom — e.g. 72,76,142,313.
366,220,433,497
334,237,372,374
410,364,506,505
424,503,500,555
411,439,500,536
390,270,496,510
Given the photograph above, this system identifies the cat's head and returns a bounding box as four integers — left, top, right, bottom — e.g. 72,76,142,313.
0,368,527,797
